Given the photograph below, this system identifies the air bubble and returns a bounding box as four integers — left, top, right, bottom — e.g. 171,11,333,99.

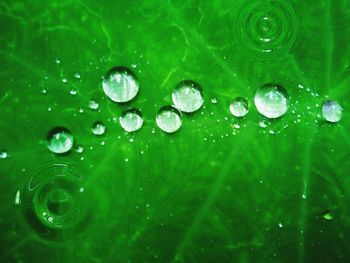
102,66,139,103
156,106,182,133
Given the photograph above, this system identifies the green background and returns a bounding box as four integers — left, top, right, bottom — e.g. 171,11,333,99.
0,0,350,262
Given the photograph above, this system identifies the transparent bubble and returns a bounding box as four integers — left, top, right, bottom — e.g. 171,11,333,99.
102,66,139,103
47,127,74,154
156,106,182,133
119,108,144,132
322,100,343,123
229,97,249,117
92,122,106,136
254,83,288,118
172,80,203,113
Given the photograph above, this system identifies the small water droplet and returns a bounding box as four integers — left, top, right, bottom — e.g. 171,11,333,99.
102,66,139,103
47,127,74,154
75,145,84,154
70,89,77,95
230,97,249,117
74,73,81,79
172,80,203,113
41,88,48,94
254,83,288,118
0,150,8,159
62,78,68,83
118,108,143,133
211,97,218,104
323,212,333,221
55,58,61,64
92,121,106,136
156,106,182,133
322,100,343,123
88,100,99,110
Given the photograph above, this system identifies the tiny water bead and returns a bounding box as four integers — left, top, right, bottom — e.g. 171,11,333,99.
119,108,144,132
229,97,249,117
172,80,204,113
0,150,8,159
17,164,93,242
47,127,74,154
156,106,182,133
323,211,333,221
254,83,288,118
92,121,106,136
89,100,99,110
102,66,139,103
322,100,343,123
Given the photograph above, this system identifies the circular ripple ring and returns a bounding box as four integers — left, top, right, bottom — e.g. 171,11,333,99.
232,0,299,59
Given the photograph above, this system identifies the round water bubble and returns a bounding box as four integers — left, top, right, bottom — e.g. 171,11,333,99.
322,100,343,123
230,97,249,117
156,106,182,133
47,127,74,154
172,80,204,113
102,66,139,103
254,83,288,118
119,108,144,132
92,122,106,136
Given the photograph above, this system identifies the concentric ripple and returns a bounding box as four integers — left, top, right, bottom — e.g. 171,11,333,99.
16,164,93,242
232,0,299,59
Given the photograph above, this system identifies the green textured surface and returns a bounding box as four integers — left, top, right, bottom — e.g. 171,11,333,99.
0,0,350,262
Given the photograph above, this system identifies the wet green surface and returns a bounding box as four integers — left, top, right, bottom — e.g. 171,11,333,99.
0,0,350,262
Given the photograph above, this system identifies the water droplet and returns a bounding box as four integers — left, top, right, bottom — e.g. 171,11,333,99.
119,108,143,132
156,106,182,133
102,66,139,103
0,150,8,159
70,89,77,95
211,97,218,104
62,78,68,83
172,80,203,113
92,121,106,136
88,100,99,110
75,145,84,154
74,73,81,79
55,58,61,64
47,127,74,154
323,212,333,221
254,83,288,118
322,100,343,123
229,97,249,117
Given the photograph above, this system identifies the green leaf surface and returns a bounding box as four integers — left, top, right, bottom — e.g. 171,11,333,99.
0,0,349,262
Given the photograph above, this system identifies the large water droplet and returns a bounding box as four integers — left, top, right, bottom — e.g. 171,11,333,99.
322,100,343,123
47,127,74,154
0,150,8,159
172,80,203,113
254,83,288,118
102,66,139,103
119,108,143,132
92,122,106,136
156,106,182,133
230,97,249,117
